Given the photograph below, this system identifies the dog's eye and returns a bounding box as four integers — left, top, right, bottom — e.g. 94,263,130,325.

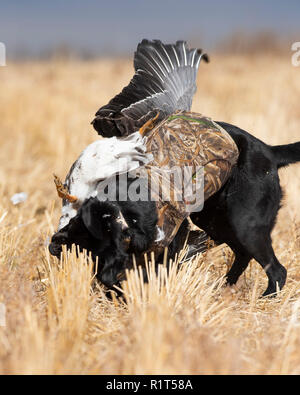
132,219,137,223
102,214,111,219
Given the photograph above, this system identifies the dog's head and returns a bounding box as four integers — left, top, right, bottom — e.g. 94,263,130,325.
49,197,130,287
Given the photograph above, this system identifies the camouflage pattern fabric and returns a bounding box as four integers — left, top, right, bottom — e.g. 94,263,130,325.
138,111,239,256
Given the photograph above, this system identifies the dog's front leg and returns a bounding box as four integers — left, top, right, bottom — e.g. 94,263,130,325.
225,250,252,286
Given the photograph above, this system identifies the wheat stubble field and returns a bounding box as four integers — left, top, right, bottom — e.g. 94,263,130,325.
0,54,299,375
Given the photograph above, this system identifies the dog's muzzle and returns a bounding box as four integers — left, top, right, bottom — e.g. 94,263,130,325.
48,231,68,257
48,242,63,258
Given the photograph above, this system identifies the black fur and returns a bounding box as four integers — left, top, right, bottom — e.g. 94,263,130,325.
188,122,300,296
49,177,158,288
49,123,300,296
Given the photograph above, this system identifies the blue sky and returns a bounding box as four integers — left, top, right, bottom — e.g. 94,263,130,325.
1,0,299,56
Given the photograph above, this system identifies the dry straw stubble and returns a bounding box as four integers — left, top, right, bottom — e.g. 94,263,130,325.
0,54,300,374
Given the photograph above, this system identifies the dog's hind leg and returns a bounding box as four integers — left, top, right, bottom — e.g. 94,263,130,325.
226,227,287,296
225,243,286,296
223,171,286,296
244,236,286,297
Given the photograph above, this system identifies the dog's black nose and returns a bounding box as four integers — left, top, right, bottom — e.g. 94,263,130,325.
48,242,62,258
49,231,68,257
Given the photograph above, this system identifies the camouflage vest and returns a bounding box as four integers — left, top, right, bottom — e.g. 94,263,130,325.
137,111,239,257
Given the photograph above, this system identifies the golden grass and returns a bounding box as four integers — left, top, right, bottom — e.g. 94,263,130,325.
0,54,299,374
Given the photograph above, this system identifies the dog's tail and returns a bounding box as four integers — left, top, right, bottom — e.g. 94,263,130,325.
272,142,300,168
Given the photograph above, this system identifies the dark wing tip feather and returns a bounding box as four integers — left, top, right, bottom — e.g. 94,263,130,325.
201,52,210,63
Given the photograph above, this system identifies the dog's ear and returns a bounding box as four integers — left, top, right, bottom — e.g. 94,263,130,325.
81,199,104,240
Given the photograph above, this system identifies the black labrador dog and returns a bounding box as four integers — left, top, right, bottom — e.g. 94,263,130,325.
189,122,300,296
49,177,158,288
49,122,300,296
